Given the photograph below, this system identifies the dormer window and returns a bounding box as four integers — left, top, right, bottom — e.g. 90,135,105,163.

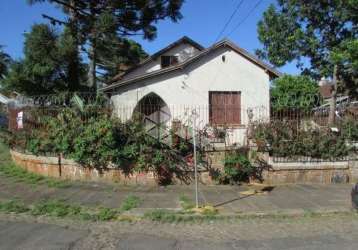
161,55,179,68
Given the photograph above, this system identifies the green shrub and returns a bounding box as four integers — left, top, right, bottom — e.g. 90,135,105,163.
71,115,119,169
341,117,358,142
270,75,320,112
220,152,254,184
253,119,356,160
3,106,196,185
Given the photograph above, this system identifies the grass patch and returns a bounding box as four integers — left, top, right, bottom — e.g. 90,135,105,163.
143,208,220,223
0,199,120,221
31,200,82,218
0,200,30,213
0,142,70,188
0,162,70,188
96,207,119,221
31,200,120,221
179,194,195,210
120,195,140,211
144,209,180,223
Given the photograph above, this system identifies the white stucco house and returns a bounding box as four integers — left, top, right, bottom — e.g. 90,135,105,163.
101,36,280,146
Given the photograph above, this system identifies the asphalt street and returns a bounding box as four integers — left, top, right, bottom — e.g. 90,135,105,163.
1,215,358,250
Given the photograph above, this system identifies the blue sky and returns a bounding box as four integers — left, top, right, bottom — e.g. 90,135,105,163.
0,0,301,75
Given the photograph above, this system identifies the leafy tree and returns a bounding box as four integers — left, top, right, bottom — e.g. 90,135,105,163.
257,0,358,123
29,0,184,90
270,75,319,112
331,38,358,96
3,24,88,95
96,35,148,82
0,46,11,80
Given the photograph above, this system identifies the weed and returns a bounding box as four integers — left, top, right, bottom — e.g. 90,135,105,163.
179,195,195,210
31,200,81,218
120,195,140,211
78,211,96,221
96,207,119,221
0,200,30,213
198,206,218,216
144,209,178,223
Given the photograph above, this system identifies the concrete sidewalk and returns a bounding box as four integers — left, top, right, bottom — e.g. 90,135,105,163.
0,173,353,215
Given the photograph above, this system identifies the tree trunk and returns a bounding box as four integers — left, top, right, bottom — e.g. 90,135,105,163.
88,39,97,91
328,64,338,125
88,4,97,91
67,0,80,91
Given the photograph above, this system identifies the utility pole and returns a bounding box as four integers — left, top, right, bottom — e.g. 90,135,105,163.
192,109,199,208
328,65,338,125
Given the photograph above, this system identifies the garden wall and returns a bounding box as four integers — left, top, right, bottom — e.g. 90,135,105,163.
10,150,358,185
262,157,355,184
10,150,215,185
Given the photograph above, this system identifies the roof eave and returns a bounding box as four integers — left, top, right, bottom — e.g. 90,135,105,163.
102,39,282,92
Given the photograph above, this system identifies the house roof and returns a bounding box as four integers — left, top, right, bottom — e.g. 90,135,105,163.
110,36,205,82
101,38,281,92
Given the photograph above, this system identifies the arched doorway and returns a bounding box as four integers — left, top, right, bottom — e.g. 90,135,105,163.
133,93,171,140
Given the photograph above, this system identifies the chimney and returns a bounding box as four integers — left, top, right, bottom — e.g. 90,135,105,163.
318,77,330,86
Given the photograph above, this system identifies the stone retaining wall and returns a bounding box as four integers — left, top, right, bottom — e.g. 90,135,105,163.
262,157,353,184
10,150,358,185
10,150,215,185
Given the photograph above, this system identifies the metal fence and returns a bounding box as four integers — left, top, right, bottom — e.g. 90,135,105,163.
2,92,358,163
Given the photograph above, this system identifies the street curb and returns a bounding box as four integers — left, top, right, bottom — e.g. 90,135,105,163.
124,207,356,220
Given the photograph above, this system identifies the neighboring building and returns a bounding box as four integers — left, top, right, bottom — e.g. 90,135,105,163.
101,36,281,146
315,78,358,117
318,77,334,101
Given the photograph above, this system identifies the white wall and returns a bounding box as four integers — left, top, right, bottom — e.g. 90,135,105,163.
111,46,270,146
122,43,201,81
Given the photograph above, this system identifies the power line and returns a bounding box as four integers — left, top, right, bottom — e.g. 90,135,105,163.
214,0,244,43
226,0,264,37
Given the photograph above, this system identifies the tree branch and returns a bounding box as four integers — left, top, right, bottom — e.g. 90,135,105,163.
42,14,68,25
50,0,90,16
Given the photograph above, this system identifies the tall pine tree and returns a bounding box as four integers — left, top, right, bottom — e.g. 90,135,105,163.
3,24,88,95
29,0,184,90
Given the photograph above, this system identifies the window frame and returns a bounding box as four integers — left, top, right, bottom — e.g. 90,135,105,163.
161,55,179,68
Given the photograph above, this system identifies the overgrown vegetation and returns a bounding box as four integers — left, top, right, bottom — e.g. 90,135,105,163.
270,75,320,112
219,151,255,184
253,118,358,160
1,103,194,185
0,199,119,221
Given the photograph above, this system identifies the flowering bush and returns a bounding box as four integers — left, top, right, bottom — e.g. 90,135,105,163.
253,119,357,160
